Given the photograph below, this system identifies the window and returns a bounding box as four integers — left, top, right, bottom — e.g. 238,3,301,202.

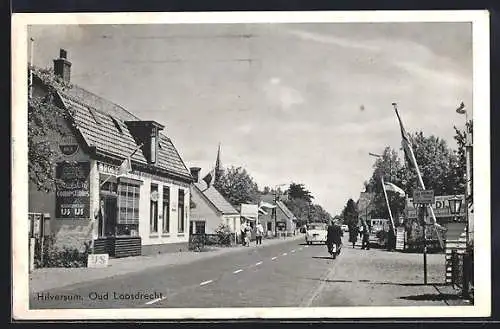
189,221,205,234
150,184,158,233
267,222,272,231
117,182,140,236
178,189,185,233
162,186,170,233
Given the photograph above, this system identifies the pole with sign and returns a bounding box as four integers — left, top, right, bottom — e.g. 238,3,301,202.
413,189,435,285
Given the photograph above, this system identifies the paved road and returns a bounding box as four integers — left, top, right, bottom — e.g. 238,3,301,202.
30,235,453,309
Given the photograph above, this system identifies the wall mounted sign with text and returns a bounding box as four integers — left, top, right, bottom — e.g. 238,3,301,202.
406,194,465,219
59,135,80,157
56,161,90,219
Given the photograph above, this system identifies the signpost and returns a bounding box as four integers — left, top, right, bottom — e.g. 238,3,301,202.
413,189,434,285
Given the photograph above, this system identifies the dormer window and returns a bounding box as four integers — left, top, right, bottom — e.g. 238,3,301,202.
124,120,164,165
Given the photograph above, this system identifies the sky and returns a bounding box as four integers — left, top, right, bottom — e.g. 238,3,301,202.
28,22,473,216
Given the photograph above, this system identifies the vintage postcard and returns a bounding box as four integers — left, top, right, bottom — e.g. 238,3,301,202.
12,11,490,320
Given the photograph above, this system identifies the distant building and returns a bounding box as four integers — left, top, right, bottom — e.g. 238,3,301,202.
258,194,297,236
29,49,194,257
357,191,375,226
189,167,240,235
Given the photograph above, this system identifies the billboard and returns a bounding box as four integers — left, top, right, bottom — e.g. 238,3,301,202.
55,161,91,219
405,194,466,219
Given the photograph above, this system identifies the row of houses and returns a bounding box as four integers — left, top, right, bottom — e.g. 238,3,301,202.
28,49,298,258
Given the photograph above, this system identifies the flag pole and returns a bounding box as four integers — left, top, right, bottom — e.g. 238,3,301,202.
393,103,444,249
381,176,396,236
99,143,142,187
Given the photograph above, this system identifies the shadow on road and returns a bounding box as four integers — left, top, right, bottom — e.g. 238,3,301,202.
306,277,448,287
399,293,462,302
311,256,334,260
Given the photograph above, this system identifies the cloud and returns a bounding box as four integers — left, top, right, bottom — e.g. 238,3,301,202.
395,61,469,89
263,77,304,111
288,29,381,52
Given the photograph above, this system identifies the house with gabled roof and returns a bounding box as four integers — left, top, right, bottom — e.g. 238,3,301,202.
257,193,298,237
28,49,194,257
188,167,241,236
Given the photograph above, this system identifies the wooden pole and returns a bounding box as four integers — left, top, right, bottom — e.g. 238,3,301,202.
381,176,396,236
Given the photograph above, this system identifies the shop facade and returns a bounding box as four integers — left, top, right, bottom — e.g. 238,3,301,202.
28,49,194,257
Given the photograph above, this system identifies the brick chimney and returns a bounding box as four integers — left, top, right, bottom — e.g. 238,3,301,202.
53,49,72,82
190,167,201,183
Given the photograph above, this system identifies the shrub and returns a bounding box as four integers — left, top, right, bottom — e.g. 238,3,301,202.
35,234,91,268
215,223,233,246
188,234,206,252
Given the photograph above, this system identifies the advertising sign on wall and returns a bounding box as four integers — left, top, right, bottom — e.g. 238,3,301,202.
406,195,466,219
56,161,91,219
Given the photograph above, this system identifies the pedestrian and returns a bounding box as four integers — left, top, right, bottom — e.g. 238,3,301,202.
255,222,264,245
349,224,358,248
244,223,252,247
240,221,247,246
361,224,370,250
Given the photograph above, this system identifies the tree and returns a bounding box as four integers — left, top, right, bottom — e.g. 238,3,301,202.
365,130,467,222
341,199,358,229
365,147,407,220
453,121,472,203
28,67,73,192
214,166,260,206
287,183,314,203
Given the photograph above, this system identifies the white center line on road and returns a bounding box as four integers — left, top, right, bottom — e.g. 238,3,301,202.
291,249,296,253
145,296,167,305
299,247,303,250
305,245,309,248
200,280,213,286
255,261,263,266
271,257,277,260
282,253,288,256
233,269,243,274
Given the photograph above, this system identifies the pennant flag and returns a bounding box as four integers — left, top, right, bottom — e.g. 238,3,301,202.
259,201,277,209
202,168,215,187
384,182,406,197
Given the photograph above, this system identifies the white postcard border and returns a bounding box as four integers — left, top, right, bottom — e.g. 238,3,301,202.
12,10,491,320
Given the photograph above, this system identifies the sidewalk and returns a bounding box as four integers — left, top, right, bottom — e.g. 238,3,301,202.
29,234,303,293
311,237,471,307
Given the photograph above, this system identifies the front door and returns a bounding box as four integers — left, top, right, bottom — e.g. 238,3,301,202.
103,196,117,237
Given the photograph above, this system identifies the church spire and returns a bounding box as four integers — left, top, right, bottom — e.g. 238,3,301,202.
214,143,222,184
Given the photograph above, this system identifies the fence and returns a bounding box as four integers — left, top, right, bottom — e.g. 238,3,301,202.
28,212,50,271
450,248,474,299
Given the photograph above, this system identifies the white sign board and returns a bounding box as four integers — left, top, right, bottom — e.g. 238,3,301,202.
87,254,109,268
240,204,259,219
